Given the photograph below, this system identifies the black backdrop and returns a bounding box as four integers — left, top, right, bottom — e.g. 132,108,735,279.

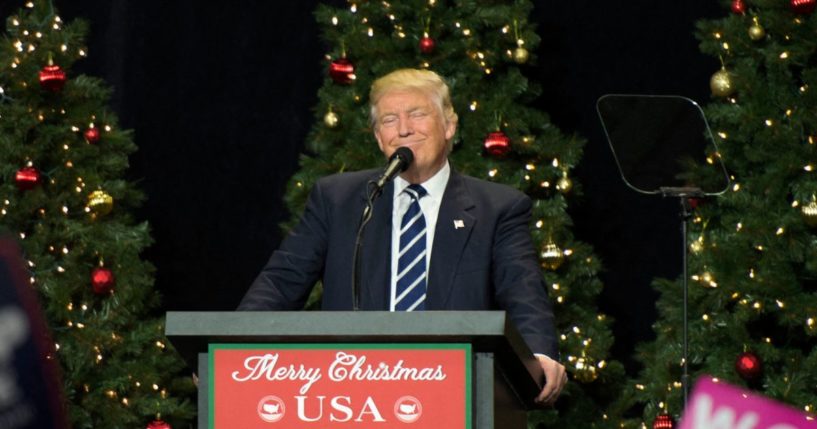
4,1,722,370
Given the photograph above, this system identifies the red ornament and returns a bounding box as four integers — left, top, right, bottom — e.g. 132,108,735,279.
735,351,763,381
15,166,42,191
329,58,355,85
39,64,67,92
419,36,435,54
790,0,817,14
687,198,700,209
84,127,101,144
91,267,115,295
483,131,511,157
146,420,171,429
653,413,675,429
652,413,675,429
731,0,746,14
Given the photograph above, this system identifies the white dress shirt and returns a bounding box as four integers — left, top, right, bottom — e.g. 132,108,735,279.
389,161,450,311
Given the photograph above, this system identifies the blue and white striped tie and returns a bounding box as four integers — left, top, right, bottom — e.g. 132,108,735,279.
395,184,427,311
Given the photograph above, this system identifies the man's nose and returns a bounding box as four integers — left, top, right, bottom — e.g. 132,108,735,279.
398,117,413,137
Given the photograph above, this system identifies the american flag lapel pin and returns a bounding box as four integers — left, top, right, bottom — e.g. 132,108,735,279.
454,219,465,229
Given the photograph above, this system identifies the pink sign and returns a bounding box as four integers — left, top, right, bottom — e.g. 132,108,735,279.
679,376,817,429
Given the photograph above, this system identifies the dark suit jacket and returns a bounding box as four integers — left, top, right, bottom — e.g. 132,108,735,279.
238,167,558,358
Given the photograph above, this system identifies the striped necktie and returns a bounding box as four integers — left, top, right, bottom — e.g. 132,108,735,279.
395,184,427,311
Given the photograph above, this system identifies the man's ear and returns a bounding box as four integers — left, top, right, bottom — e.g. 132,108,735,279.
374,126,387,154
444,116,458,141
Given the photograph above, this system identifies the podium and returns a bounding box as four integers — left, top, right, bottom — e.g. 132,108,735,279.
165,311,543,428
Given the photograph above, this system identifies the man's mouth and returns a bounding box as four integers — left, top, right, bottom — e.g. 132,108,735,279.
398,140,423,146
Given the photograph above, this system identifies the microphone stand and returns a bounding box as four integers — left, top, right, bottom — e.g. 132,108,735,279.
351,182,382,311
350,147,413,311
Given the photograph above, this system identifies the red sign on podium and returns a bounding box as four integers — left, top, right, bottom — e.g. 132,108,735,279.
209,343,472,428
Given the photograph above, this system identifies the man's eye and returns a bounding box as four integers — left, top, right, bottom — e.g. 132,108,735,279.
410,111,428,118
381,117,397,126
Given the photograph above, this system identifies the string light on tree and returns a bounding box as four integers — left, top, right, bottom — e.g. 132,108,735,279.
557,171,572,193
731,0,746,14
323,106,339,128
689,236,704,253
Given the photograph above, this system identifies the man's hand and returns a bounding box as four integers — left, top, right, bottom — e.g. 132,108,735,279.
534,355,567,405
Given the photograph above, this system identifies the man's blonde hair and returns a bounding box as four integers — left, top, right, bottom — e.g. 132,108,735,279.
369,68,458,130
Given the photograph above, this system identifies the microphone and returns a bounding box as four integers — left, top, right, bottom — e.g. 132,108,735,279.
374,147,414,189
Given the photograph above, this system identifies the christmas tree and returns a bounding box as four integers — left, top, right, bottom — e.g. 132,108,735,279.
0,1,194,427
627,0,817,426
286,0,626,426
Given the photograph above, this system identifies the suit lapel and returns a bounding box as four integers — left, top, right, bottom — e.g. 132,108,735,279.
427,171,475,309
359,179,393,310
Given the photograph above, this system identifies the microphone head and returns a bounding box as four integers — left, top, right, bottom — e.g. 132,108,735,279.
392,147,414,172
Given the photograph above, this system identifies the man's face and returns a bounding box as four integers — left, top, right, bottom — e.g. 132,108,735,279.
373,89,456,183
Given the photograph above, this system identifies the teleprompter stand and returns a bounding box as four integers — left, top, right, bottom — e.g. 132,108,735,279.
597,94,730,409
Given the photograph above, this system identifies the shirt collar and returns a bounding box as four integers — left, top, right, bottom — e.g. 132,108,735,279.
394,160,450,199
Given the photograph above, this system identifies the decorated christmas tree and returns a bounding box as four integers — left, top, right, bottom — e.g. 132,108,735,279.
0,1,194,427
285,0,626,426
627,0,817,426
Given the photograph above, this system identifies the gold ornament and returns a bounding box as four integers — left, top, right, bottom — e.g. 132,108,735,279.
557,174,572,193
323,110,339,128
710,68,735,98
748,18,765,41
573,368,598,383
87,190,113,216
572,359,599,383
540,242,564,270
571,356,599,383
801,200,817,227
512,46,529,64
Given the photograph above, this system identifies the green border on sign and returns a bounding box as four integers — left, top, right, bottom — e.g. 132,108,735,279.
208,343,473,429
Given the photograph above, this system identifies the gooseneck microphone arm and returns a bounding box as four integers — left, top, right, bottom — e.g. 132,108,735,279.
351,147,414,311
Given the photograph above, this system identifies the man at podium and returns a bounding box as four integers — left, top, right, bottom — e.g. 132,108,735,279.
238,68,566,405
